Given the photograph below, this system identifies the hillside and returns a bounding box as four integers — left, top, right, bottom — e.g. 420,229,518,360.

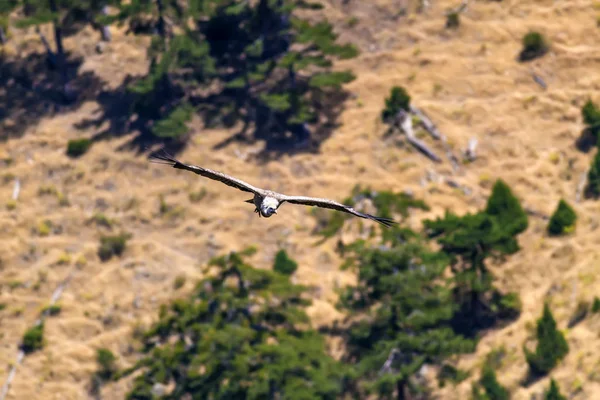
1,0,600,399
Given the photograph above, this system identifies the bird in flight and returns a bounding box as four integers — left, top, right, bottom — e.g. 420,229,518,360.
148,150,396,227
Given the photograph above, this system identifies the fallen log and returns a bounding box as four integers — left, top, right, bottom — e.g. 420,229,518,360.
576,171,587,203
396,110,442,163
464,137,478,161
410,105,461,171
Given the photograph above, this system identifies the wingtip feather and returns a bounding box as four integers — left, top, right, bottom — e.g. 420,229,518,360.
148,148,179,166
369,215,397,228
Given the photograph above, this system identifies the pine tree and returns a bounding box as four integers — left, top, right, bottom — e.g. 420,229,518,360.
586,150,600,199
485,179,528,237
273,249,298,275
472,363,510,400
581,99,600,138
524,303,569,377
116,247,350,399
547,199,577,236
381,86,411,123
424,181,527,336
106,0,358,145
337,237,474,399
544,379,567,400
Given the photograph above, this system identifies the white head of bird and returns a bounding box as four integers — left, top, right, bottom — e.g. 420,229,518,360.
260,197,279,218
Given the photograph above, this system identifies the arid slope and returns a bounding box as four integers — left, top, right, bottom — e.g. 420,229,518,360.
2,0,600,399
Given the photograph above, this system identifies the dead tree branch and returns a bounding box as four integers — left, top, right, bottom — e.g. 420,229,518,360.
464,137,478,161
410,105,461,171
395,110,442,163
576,171,587,203
12,178,20,201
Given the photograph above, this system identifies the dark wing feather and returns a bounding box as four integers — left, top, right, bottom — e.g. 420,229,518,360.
280,195,397,228
148,149,263,195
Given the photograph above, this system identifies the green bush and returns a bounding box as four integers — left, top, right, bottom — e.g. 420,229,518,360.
519,31,548,61
446,12,460,29
21,324,44,354
582,100,600,137
485,179,528,236
592,296,600,313
544,379,566,400
381,86,411,123
66,138,92,158
524,303,569,376
547,199,577,236
472,363,510,400
98,233,131,262
42,304,62,316
273,249,298,275
586,150,600,199
96,348,117,380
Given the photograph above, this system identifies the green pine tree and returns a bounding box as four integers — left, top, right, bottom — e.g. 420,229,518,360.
424,181,527,336
472,363,510,400
116,247,350,399
381,86,411,123
586,150,600,199
524,303,569,377
106,0,358,145
485,179,528,237
273,249,298,275
547,199,577,236
337,236,474,399
544,379,566,400
582,99,600,138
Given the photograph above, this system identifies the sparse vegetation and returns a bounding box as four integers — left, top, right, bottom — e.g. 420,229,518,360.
273,249,298,275
173,274,186,290
21,324,44,354
519,31,549,61
98,233,131,262
42,304,62,316
524,303,569,377
66,138,92,157
37,220,52,236
547,199,577,236
188,188,207,203
568,300,589,328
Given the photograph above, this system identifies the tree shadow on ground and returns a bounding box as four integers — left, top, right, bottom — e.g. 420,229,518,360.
0,50,105,141
74,75,189,156
75,74,350,160
575,127,596,153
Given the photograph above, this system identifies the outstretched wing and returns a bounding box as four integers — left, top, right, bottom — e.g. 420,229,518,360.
148,149,263,195
280,195,397,228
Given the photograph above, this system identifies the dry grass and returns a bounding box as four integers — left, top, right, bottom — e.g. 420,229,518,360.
2,0,600,398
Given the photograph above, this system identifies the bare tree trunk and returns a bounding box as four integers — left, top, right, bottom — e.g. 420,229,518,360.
99,5,111,41
0,26,6,45
48,0,73,102
36,26,57,67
